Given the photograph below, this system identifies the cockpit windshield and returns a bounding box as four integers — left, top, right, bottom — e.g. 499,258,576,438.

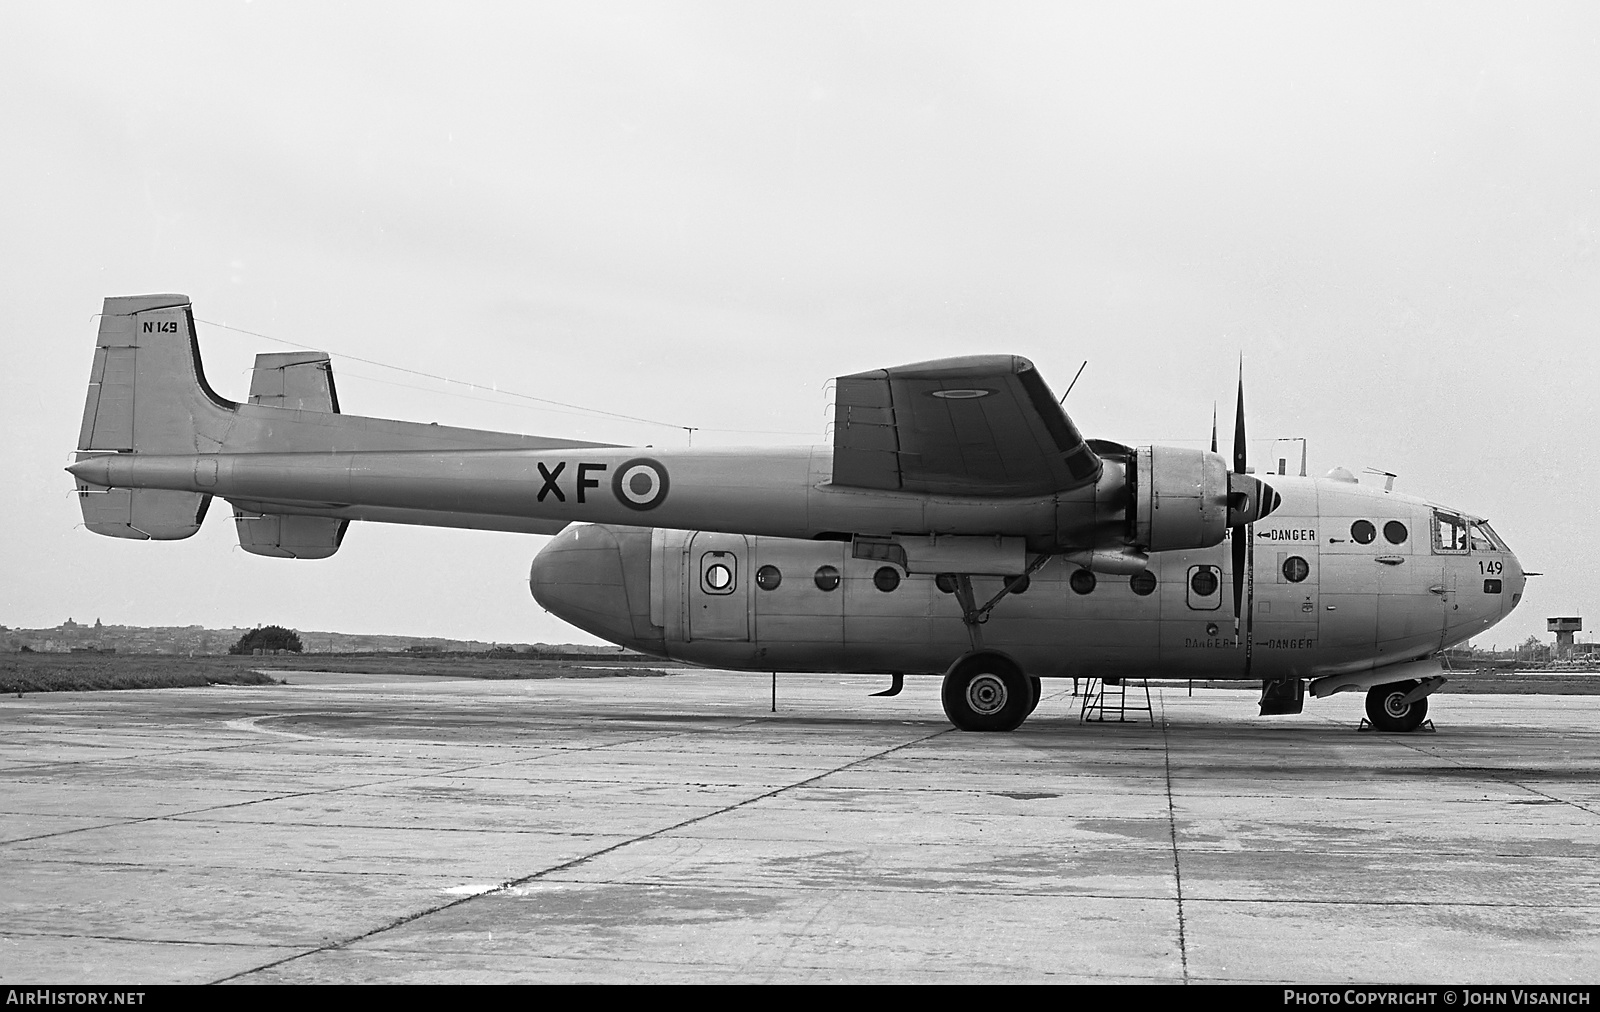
1470,522,1504,552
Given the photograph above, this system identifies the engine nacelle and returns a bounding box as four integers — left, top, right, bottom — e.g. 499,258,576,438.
1129,445,1280,552
1132,446,1231,552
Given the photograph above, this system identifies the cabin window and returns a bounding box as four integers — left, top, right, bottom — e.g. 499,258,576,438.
756,565,782,591
873,567,900,592
1186,565,1222,610
1129,571,1157,596
1351,520,1376,544
1469,524,1499,552
1010,574,1030,595
814,565,841,592
1282,556,1310,583
701,556,735,595
1484,579,1503,594
1431,512,1468,554
1384,521,1409,545
935,574,958,594
1069,569,1096,595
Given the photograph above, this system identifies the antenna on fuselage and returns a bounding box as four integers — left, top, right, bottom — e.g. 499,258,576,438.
1058,361,1088,404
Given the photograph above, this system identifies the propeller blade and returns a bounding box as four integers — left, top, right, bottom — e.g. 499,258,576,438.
1210,403,1218,454
1233,365,1247,476
1233,362,1247,626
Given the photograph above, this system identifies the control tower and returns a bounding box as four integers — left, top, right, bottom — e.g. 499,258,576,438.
1548,617,1583,657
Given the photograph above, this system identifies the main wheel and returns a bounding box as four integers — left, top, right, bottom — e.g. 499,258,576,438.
1365,680,1429,732
1027,676,1042,715
941,656,1031,732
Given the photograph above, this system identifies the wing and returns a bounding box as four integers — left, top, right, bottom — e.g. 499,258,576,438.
830,355,1103,497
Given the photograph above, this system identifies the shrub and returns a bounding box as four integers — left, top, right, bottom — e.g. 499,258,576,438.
229,625,304,655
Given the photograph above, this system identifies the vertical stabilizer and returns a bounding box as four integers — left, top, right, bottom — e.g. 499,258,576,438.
249,351,340,413
77,295,236,454
74,295,231,539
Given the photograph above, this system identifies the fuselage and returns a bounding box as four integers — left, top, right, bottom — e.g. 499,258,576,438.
530,474,1524,681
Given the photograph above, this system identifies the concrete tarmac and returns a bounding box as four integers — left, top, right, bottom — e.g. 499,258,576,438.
2,671,1599,984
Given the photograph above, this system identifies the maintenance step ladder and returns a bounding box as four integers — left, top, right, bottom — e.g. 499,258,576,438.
1080,678,1155,725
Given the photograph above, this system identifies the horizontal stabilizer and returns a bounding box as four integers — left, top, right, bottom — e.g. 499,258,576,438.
249,352,339,412
235,510,349,559
76,480,211,540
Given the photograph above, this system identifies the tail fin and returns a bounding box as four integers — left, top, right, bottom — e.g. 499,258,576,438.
74,294,230,539
248,351,339,412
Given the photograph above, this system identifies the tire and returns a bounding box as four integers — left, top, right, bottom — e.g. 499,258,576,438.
1028,676,1042,715
1365,680,1429,733
941,655,1031,732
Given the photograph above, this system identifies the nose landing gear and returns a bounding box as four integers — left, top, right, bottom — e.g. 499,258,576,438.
1365,679,1430,733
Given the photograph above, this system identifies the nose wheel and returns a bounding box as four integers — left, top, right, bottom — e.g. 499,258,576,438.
941,655,1031,731
1365,680,1430,733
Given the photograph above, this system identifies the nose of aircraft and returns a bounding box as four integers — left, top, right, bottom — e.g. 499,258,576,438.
529,524,662,653
1503,543,1528,617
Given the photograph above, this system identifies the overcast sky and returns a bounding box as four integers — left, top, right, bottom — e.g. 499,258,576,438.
2,2,1596,649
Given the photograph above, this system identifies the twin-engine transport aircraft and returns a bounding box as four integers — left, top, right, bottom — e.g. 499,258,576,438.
68,295,1525,733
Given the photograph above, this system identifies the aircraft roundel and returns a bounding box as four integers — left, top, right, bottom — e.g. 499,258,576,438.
613,458,670,511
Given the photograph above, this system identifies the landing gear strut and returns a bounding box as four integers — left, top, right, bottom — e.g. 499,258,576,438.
941,655,1031,732
1365,680,1430,733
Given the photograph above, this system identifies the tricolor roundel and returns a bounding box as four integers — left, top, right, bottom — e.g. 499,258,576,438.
613,458,670,511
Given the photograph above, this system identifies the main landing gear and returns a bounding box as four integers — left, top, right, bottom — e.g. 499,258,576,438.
938,561,1052,732
941,654,1036,732
1364,679,1430,733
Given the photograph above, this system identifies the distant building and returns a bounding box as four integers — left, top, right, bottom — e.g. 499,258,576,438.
1549,617,1584,657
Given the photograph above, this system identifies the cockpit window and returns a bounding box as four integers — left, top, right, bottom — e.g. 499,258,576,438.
1469,524,1501,552
1431,511,1469,554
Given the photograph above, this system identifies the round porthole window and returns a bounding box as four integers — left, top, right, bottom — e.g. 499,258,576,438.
1283,556,1310,583
935,574,958,595
1070,569,1096,595
1130,571,1157,596
1190,568,1219,597
1351,520,1376,544
873,567,900,592
756,565,782,591
705,564,732,591
1384,521,1409,545
814,565,840,592
1010,575,1030,595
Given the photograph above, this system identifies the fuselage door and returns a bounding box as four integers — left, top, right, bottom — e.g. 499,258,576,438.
1253,546,1320,672
1427,510,1467,647
687,533,750,641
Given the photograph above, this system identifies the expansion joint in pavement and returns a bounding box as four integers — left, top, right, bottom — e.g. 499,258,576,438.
1157,691,1190,985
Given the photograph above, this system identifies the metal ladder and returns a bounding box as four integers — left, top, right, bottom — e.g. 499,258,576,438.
1080,678,1155,725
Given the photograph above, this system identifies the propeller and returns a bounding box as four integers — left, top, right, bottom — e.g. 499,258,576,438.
1232,372,1249,629
1225,364,1281,633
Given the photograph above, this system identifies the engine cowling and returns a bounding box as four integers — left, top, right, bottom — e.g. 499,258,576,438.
1130,446,1277,552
